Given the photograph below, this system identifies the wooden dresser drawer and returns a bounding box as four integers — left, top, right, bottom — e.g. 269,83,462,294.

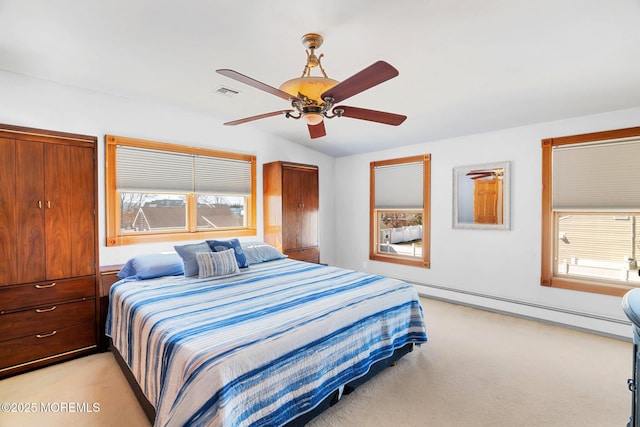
100,265,124,297
0,323,96,370
0,276,95,313
0,299,95,342
285,247,320,263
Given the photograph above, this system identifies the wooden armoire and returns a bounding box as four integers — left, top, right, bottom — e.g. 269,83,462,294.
0,124,99,377
263,161,319,263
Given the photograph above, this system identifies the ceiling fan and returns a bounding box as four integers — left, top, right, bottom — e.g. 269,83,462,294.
466,168,505,180
216,33,407,139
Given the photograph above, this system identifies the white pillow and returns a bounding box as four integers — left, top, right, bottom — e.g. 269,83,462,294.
196,249,240,278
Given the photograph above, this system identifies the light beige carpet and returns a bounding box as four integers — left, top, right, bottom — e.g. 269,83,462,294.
0,297,633,426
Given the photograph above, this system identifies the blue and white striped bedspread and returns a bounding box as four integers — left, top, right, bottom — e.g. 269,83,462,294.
106,259,427,427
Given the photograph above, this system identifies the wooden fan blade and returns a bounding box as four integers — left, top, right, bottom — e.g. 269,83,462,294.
321,61,399,104
308,121,326,139
336,106,407,126
223,110,293,126
216,69,298,102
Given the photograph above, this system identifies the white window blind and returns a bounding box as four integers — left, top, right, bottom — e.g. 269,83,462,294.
194,156,251,194
116,146,193,192
374,162,424,209
116,145,252,195
552,138,640,210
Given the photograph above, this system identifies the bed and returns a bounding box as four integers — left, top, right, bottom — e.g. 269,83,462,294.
106,241,428,427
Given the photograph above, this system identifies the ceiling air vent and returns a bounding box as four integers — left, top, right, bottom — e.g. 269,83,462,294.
214,85,241,97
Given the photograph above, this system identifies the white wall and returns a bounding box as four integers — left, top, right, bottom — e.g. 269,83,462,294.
334,107,640,339
3,70,638,339
0,71,336,266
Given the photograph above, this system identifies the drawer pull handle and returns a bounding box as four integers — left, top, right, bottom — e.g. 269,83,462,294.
35,306,57,313
35,282,56,289
36,330,57,339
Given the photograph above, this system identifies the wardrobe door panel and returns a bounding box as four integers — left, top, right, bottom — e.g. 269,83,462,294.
263,162,283,251
282,167,302,250
282,166,318,250
298,167,318,249
0,138,17,286
44,144,72,280
15,141,45,284
70,146,95,277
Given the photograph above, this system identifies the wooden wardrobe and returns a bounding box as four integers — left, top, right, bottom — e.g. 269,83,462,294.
0,124,99,377
263,161,320,263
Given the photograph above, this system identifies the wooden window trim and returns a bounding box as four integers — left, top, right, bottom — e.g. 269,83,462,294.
369,154,431,268
541,126,640,296
105,134,256,246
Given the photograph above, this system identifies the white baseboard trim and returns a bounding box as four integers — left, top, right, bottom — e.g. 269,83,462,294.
412,282,633,342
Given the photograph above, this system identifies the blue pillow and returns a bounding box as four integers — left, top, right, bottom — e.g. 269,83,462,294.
174,242,213,276
117,252,184,280
240,241,287,265
206,238,249,268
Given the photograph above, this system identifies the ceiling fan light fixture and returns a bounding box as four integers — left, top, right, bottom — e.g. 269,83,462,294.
279,76,339,104
303,112,324,126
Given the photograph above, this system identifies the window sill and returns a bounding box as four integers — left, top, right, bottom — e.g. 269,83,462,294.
106,228,256,247
370,254,429,269
543,276,635,297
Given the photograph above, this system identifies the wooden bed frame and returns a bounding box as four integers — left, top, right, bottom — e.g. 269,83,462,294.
110,339,414,426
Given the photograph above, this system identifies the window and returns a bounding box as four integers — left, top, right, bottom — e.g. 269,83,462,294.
370,155,430,268
541,127,640,296
106,135,256,246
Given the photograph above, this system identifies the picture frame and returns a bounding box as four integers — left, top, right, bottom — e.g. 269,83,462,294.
453,161,510,230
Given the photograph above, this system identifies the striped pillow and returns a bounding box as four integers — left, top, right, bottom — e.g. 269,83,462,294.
196,249,240,278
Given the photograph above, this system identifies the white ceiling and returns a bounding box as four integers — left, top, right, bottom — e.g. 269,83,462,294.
1,0,639,157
